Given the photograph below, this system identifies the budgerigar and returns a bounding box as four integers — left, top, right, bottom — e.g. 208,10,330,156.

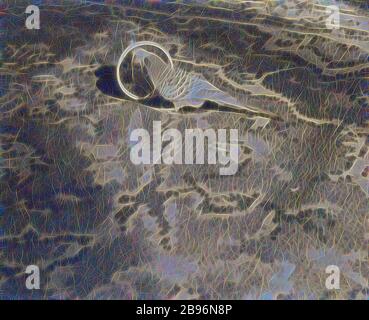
133,48,279,119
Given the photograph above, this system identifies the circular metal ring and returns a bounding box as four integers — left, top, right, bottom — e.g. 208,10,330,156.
116,41,174,100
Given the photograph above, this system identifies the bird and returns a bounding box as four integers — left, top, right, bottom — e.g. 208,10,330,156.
118,41,279,119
